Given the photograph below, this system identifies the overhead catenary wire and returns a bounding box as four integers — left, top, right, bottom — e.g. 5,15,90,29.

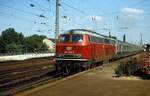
61,1,89,16
0,11,50,27
0,3,48,18
28,0,50,11
60,8,89,29
61,1,112,30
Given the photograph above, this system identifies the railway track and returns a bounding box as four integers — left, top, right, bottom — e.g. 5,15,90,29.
0,57,58,96
0,71,63,96
0,53,143,96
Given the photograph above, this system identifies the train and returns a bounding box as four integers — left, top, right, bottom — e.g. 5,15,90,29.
55,29,143,74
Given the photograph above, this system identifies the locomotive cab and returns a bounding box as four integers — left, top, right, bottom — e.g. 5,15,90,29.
56,33,91,61
55,30,93,74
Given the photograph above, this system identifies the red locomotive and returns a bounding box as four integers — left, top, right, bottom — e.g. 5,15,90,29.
55,29,142,74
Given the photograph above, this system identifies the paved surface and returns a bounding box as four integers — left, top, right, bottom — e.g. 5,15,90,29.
15,54,150,96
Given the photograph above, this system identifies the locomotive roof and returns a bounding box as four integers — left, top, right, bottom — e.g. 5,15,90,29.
61,29,141,46
63,29,141,47
64,29,109,39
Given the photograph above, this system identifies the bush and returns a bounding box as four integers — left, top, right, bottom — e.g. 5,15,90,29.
115,58,138,77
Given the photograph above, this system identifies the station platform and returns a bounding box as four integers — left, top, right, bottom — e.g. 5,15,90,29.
15,55,150,96
0,53,54,62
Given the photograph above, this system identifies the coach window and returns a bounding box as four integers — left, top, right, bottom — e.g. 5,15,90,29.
98,37,103,43
104,39,110,44
72,34,83,42
95,37,98,43
89,36,92,42
90,36,95,43
110,40,115,45
109,40,112,44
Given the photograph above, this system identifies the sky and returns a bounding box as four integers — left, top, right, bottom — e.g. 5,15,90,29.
0,0,150,44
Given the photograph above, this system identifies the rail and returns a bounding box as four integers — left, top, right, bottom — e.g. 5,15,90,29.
0,57,57,96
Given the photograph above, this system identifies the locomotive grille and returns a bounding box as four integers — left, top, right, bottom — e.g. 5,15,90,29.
57,54,81,59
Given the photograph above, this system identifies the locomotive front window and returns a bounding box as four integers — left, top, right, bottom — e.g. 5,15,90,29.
72,34,83,42
59,34,83,42
59,35,70,42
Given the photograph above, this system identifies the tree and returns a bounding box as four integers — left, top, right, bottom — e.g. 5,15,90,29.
0,28,48,54
0,28,24,53
0,36,6,53
1,28,24,45
5,42,22,54
24,34,48,53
